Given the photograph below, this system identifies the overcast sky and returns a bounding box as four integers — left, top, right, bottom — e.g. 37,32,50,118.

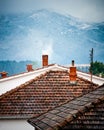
0,0,104,22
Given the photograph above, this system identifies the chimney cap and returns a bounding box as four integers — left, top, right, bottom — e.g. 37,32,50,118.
26,64,33,72
0,71,8,74
42,54,48,56
72,60,75,66
0,71,8,78
26,64,33,66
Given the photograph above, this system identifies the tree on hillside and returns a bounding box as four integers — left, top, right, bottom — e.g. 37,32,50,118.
90,61,104,77
89,48,104,78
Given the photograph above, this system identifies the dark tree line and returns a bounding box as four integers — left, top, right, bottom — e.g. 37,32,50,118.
89,48,104,78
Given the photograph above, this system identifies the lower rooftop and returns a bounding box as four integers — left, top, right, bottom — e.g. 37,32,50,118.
28,84,104,130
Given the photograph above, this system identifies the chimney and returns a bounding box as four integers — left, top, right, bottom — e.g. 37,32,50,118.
69,60,77,84
27,64,33,72
42,55,48,67
0,72,8,78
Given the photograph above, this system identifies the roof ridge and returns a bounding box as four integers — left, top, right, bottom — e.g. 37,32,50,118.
0,69,69,100
0,70,50,100
0,69,99,100
0,64,56,81
0,78,33,100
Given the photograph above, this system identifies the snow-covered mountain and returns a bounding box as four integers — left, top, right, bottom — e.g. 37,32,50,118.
0,9,104,64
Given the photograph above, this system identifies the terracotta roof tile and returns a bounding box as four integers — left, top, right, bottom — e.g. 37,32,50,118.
63,99,104,129
0,70,99,119
28,84,104,130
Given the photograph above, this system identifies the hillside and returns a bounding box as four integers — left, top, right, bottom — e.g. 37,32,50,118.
0,60,38,76
0,9,104,65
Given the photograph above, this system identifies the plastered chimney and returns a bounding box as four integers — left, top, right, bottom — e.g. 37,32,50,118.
0,72,8,78
27,64,33,72
42,55,48,67
69,60,77,84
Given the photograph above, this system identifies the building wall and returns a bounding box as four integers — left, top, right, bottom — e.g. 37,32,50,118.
0,119,34,130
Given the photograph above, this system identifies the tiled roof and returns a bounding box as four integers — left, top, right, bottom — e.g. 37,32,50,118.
63,100,104,129
0,64,68,95
28,84,104,130
0,70,98,119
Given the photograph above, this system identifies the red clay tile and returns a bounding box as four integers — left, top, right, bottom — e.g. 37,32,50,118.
0,70,98,119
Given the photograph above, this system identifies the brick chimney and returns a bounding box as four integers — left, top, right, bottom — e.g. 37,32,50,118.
42,55,48,67
0,72,8,78
69,60,77,84
27,64,33,72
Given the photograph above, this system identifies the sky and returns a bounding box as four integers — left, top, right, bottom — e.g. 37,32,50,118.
0,0,104,22
0,0,104,65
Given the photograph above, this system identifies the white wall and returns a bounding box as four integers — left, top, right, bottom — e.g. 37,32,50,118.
0,119,34,130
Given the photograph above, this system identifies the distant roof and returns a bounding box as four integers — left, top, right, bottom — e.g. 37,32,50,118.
0,70,99,119
28,84,104,130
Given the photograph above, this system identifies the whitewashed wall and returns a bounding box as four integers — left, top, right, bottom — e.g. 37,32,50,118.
0,120,34,130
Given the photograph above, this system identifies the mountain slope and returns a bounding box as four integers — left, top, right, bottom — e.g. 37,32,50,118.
0,9,104,64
